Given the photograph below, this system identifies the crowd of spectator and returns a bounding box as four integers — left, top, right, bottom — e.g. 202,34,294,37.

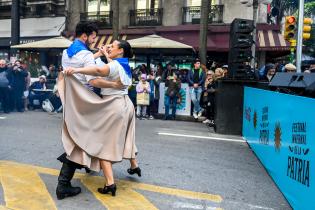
258,61,315,82
0,59,62,114
129,58,228,126
1,57,315,128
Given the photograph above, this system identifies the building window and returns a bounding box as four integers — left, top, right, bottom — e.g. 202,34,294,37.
88,0,110,13
186,0,201,7
185,0,220,6
182,1,224,24
82,0,112,28
136,0,160,9
130,0,163,26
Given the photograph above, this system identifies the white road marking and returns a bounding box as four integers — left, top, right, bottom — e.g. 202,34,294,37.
248,204,275,210
226,201,275,210
0,117,6,120
173,202,219,209
158,132,245,143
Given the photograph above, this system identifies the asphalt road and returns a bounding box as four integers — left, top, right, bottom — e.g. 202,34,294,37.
0,111,291,210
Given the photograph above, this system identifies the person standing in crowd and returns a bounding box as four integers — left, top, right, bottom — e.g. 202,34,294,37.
308,63,315,72
200,70,216,125
222,65,228,77
201,64,208,73
152,64,163,115
179,69,189,83
261,64,276,82
136,74,151,119
164,73,181,120
23,67,31,111
140,64,147,75
187,59,205,119
64,39,140,197
147,69,156,119
156,63,164,76
56,21,125,200
11,60,28,112
47,64,58,80
214,68,224,80
0,59,12,113
284,63,297,73
162,64,175,82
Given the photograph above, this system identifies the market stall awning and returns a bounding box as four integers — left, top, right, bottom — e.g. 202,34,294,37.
159,26,289,52
257,30,290,51
128,34,194,49
11,36,72,49
90,35,127,50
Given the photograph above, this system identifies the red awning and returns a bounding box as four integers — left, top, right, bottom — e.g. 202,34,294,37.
94,25,290,53
257,30,290,51
162,30,289,52
89,35,127,50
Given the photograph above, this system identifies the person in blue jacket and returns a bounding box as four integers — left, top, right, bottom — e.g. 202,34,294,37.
187,59,206,119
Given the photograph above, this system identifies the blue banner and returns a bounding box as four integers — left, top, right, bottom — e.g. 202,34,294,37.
243,87,315,210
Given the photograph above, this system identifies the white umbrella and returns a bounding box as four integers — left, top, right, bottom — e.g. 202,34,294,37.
128,34,193,49
11,36,72,49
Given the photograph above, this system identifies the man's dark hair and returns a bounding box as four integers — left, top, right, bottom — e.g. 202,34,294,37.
75,21,99,37
117,40,134,58
194,58,201,64
14,60,22,64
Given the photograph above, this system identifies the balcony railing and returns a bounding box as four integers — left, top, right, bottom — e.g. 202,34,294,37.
129,8,163,27
80,11,113,28
182,5,224,24
0,0,12,6
0,0,65,19
26,0,60,5
0,0,26,19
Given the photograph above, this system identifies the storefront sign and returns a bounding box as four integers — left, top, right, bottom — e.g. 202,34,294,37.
243,87,315,210
20,40,36,44
158,83,191,116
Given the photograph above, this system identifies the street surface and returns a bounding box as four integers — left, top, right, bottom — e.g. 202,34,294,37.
0,111,291,210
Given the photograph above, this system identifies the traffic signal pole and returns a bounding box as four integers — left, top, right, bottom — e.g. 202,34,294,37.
296,0,304,73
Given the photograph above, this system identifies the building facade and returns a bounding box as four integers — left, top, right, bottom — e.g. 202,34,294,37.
0,0,289,67
0,0,66,64
70,0,289,67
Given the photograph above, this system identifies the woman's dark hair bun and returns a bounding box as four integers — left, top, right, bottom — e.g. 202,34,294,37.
117,40,134,58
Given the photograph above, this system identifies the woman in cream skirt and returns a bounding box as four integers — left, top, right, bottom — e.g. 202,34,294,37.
64,40,141,196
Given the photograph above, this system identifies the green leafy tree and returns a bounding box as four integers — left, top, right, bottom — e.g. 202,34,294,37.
292,2,315,57
271,0,315,24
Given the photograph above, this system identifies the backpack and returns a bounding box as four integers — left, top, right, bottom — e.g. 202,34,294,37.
42,99,54,112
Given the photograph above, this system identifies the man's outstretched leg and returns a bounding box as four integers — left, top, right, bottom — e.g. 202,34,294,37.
56,153,82,200
56,162,81,200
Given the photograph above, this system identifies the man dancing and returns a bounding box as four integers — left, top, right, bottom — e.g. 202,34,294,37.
56,21,122,200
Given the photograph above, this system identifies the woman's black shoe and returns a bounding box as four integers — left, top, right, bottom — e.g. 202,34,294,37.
98,184,116,196
127,167,141,177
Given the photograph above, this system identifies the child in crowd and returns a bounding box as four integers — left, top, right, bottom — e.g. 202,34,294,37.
136,74,151,119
